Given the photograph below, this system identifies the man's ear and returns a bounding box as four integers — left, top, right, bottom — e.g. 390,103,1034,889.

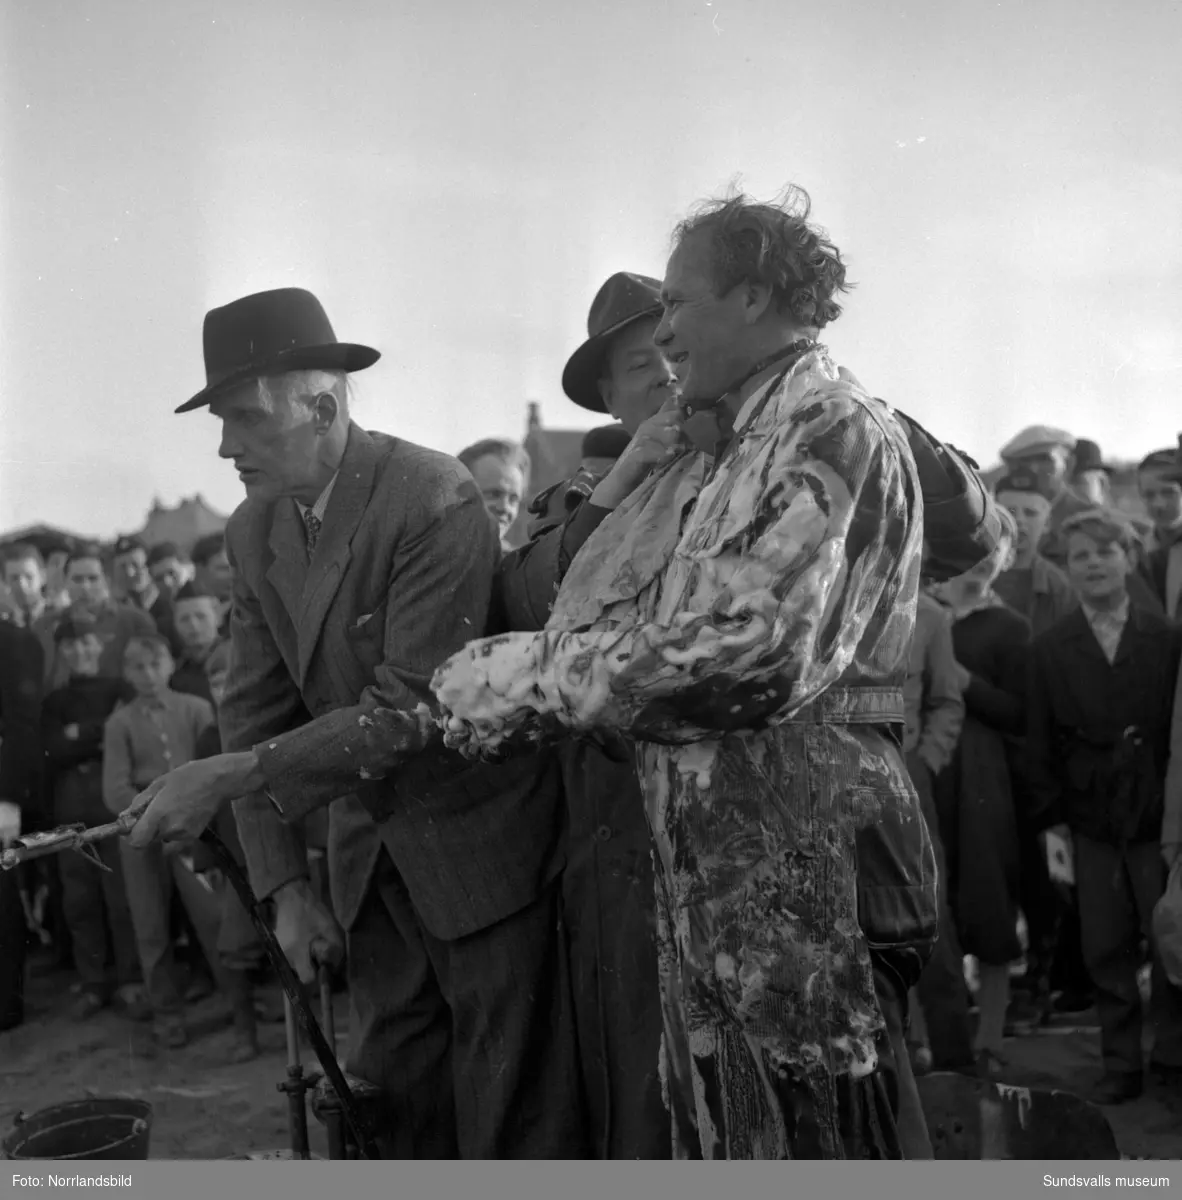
741,280,774,326
311,392,339,433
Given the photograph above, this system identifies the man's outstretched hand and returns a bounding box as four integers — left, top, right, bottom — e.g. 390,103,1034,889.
126,753,262,849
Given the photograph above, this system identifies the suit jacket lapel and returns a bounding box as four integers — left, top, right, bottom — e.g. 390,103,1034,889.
297,423,379,685
265,499,309,624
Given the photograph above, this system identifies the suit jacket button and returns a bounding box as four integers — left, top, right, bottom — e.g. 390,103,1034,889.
596,825,612,842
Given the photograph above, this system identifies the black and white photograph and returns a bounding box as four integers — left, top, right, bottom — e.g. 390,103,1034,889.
0,0,1181,1181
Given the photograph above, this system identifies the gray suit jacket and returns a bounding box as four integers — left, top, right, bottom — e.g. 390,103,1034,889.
222,424,565,939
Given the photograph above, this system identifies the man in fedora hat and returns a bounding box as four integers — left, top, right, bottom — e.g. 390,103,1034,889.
127,287,579,1157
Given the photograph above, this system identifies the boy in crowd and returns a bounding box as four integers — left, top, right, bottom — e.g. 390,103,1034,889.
993,469,1078,637
101,634,229,1049
146,542,193,601
41,615,145,1020
168,583,225,704
903,570,972,1073
1027,509,1182,1104
55,545,156,689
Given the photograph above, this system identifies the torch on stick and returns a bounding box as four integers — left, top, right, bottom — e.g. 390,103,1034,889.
0,812,138,873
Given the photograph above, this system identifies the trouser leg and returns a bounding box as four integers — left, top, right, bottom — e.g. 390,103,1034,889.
907,753,974,1070
1076,835,1143,1079
427,877,588,1159
346,851,457,1159
119,841,183,1014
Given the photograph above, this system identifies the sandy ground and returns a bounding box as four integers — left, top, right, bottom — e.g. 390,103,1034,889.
3,951,1181,1161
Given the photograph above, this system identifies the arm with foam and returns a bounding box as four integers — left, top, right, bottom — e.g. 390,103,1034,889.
434,385,917,748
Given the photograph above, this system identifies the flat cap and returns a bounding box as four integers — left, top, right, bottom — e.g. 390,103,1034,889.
112,535,146,558
994,466,1055,500
1000,425,1076,460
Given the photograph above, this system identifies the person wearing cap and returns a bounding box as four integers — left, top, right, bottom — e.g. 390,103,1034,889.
0,618,45,1032
40,614,143,1022
456,438,531,550
989,467,1087,1025
1071,439,1115,507
992,467,1079,637
125,288,578,1157
999,426,1093,568
146,542,193,601
112,534,183,659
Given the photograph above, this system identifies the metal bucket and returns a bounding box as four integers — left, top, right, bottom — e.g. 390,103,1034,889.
2,1098,153,1161
917,1072,1120,1160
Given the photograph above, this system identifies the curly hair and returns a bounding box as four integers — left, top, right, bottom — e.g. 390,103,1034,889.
672,184,851,329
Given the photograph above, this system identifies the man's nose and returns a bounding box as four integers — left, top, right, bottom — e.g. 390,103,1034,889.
653,309,673,346
218,423,242,460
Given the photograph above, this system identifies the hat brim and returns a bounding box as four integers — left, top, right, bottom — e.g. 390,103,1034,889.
176,343,381,413
561,306,663,413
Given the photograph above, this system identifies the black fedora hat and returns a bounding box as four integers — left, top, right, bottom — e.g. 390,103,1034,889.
561,272,663,413
177,287,380,413
1071,438,1115,476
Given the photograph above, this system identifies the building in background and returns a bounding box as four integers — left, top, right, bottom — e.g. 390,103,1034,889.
134,494,228,554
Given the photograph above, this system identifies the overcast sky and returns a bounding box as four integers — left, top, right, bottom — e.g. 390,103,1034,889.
2,0,1179,537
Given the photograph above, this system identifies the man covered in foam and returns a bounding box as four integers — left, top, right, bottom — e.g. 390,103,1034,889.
430,187,931,1163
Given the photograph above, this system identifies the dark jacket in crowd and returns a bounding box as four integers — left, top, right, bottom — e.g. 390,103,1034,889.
1027,604,1182,845
0,621,45,820
1141,540,1182,621
994,554,1078,638
935,598,1030,966
42,676,134,824
170,647,220,705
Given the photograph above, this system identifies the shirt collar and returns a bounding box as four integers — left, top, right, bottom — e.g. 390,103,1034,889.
295,471,339,523
1081,596,1130,627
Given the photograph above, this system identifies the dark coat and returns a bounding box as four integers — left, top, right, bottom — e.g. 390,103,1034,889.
935,600,1030,965
0,621,45,824
1027,604,1181,845
222,423,565,940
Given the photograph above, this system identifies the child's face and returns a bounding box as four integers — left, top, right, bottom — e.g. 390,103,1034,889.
124,646,174,695
61,633,103,677
207,667,228,707
1065,531,1131,604
174,597,221,653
